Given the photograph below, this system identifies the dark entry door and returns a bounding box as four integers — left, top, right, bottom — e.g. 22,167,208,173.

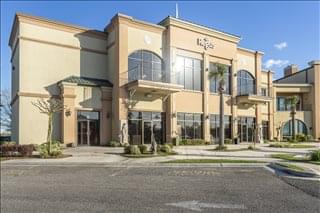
143,121,152,144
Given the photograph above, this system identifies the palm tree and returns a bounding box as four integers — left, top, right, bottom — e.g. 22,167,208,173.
286,95,299,139
208,63,228,147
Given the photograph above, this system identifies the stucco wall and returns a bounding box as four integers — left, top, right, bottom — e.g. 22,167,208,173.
18,21,108,95
74,86,102,109
19,96,62,144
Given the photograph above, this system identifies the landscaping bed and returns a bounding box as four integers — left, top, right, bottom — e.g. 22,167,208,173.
269,143,316,148
271,152,320,165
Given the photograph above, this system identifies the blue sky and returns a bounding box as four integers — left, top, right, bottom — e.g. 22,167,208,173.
1,1,319,91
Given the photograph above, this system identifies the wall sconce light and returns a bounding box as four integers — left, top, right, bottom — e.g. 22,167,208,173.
106,112,111,119
206,115,210,120
172,112,177,118
145,93,152,98
65,109,71,117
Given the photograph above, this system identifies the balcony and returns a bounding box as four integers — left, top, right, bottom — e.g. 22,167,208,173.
124,69,183,97
236,86,272,105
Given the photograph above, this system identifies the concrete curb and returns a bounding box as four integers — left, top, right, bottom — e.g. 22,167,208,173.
268,162,319,178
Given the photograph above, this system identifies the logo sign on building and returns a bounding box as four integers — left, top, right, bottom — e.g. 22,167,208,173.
197,38,214,50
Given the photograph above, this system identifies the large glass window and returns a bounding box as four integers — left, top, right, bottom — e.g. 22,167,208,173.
128,50,164,82
237,70,255,95
209,63,231,94
282,119,308,137
210,115,231,142
177,113,203,139
175,56,202,91
276,96,302,111
128,111,165,145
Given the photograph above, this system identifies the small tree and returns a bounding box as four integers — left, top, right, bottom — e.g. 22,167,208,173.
208,63,228,148
32,98,65,154
286,96,299,139
0,89,12,133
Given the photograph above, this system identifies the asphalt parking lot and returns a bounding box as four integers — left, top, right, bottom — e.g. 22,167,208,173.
1,165,319,213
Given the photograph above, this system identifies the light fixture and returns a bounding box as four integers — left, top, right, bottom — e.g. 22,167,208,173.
172,112,177,118
145,93,152,98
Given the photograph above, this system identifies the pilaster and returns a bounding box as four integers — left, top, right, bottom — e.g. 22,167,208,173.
59,82,77,145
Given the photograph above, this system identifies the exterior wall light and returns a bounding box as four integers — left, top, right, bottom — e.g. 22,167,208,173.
145,93,152,98
65,109,71,117
172,112,177,118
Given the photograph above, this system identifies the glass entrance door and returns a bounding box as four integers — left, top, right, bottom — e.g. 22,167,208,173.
238,117,255,143
77,111,100,146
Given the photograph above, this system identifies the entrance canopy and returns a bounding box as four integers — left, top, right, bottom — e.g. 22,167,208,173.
236,94,272,105
125,80,183,96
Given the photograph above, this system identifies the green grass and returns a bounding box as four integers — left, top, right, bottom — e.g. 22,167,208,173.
162,159,266,164
271,153,320,165
269,143,316,148
275,162,305,172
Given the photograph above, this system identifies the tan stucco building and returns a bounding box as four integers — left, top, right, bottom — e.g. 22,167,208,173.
9,13,320,145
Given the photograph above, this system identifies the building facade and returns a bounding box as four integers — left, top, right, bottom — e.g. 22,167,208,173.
9,13,319,145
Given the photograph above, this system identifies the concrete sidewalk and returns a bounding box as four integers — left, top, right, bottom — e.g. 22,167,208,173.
1,144,319,175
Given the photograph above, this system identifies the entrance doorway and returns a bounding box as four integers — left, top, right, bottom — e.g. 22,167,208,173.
77,111,100,146
128,111,165,145
238,117,255,142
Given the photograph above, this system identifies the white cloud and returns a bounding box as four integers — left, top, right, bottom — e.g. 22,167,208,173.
264,59,289,69
274,42,288,50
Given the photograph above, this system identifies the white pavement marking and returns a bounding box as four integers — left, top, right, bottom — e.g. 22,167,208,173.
166,200,246,212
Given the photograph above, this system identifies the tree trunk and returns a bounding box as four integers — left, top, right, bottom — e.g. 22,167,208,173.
47,113,53,154
219,90,225,147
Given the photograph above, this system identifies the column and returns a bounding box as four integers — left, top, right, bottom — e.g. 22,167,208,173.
60,82,77,145
112,18,129,141
100,87,113,145
309,60,320,139
267,70,274,139
231,58,238,141
202,52,210,142
255,51,262,143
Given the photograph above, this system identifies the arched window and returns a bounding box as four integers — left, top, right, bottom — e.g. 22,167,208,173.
282,119,308,137
237,70,255,95
128,50,164,82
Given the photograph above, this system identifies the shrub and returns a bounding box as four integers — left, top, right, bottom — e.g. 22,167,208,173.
310,150,320,161
224,138,232,144
306,135,313,141
0,144,35,157
288,138,298,143
18,144,35,157
124,145,141,155
160,144,172,153
138,144,148,154
269,143,286,148
165,143,174,149
248,145,254,150
214,145,227,151
37,141,62,158
107,140,121,147
295,133,306,142
179,139,210,146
